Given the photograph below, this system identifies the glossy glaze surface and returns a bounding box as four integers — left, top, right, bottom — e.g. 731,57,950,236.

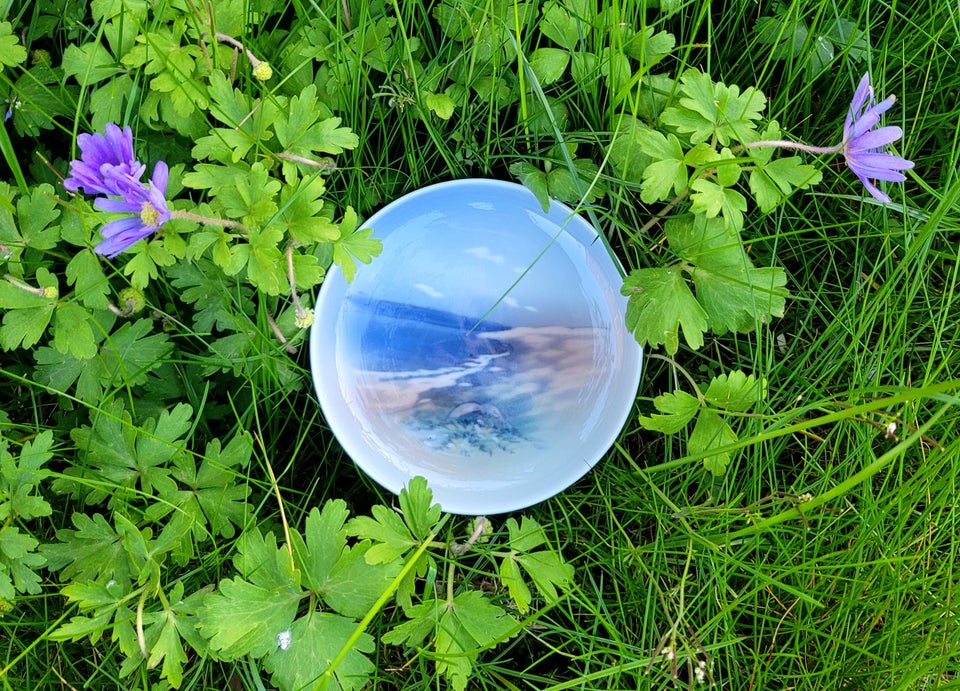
311,179,642,514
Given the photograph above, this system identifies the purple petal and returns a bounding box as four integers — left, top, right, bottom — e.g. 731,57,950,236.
98,215,142,239
848,125,904,151
66,123,147,197
857,176,891,203
94,197,144,214
151,161,169,195
844,73,873,139
94,217,154,257
848,97,896,140
847,155,913,182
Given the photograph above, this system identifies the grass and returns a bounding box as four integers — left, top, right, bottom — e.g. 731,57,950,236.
1,0,959,689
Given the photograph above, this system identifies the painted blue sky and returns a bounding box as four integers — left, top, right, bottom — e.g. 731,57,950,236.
345,186,619,330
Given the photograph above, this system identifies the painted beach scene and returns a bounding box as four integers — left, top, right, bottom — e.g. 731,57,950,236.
319,181,641,500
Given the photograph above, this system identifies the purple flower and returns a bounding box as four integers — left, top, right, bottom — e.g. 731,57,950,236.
842,73,915,203
92,162,171,258
63,123,146,198
63,123,170,257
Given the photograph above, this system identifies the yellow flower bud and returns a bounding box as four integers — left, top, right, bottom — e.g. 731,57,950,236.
252,61,273,81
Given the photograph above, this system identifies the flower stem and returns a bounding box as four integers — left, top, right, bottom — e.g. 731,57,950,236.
286,243,314,328
169,210,249,235
636,189,690,237
744,139,842,155
3,274,56,298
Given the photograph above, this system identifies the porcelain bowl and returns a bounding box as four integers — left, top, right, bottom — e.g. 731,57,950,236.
310,179,642,514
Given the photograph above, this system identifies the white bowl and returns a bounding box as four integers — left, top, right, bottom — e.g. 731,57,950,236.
310,179,642,514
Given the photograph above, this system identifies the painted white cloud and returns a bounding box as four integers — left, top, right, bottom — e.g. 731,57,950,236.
465,246,505,264
413,283,444,299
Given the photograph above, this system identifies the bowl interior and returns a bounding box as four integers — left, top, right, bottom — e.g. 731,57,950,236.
310,179,641,514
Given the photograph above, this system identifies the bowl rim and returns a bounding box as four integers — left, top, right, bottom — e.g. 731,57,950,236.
309,178,642,514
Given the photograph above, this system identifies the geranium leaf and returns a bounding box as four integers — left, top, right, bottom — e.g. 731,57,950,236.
639,389,701,433
688,409,738,476
704,370,763,412
622,268,708,354
263,612,374,691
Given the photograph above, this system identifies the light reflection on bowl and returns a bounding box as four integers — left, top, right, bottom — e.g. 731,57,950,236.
310,179,642,514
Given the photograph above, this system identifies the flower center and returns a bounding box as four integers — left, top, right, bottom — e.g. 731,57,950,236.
140,201,162,227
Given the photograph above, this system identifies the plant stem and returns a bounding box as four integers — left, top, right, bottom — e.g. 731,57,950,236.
169,210,249,235
744,139,843,155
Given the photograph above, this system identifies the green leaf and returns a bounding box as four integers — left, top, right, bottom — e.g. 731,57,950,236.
704,370,763,412
398,476,443,542
499,557,531,613
540,2,580,50
89,74,135,132
333,208,381,283
200,575,301,659
608,117,654,182
665,213,743,267
0,22,27,71
622,268,708,354
0,272,56,310
690,178,747,230
662,69,766,145
510,161,550,212
0,300,55,350
749,155,823,213
638,389,700,433
142,583,206,688
424,91,456,119
122,238,177,288
0,431,54,521
545,158,607,205
167,260,254,332
67,400,189,505
625,27,675,66
198,528,301,659
146,433,253,548
529,47,569,85
515,550,573,607
346,504,417,564
10,64,78,137
0,525,44,598
688,409,738,476
321,541,403,618
17,183,61,249
637,130,687,203
61,41,118,85
245,224,285,295
501,517,573,613
41,512,135,587
292,500,349,593
263,612,375,691
278,175,340,245
384,591,518,691
52,302,97,359
275,85,359,156
98,318,173,389
218,162,281,227
690,263,788,335
714,147,742,187
66,250,111,310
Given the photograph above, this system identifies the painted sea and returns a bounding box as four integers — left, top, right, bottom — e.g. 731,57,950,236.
335,295,620,486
